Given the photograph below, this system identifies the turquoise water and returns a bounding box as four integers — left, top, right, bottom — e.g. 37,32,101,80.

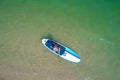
0,0,120,80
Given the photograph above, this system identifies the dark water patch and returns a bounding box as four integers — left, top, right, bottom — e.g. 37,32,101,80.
41,33,54,40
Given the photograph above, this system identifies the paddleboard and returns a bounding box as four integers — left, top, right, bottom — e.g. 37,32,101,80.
42,38,80,63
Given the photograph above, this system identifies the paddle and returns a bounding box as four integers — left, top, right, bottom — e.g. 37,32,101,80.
57,49,62,63
58,54,62,63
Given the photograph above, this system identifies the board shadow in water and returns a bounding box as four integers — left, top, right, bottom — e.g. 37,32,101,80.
40,33,64,46
41,33,54,40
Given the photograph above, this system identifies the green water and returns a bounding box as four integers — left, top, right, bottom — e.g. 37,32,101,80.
0,0,120,80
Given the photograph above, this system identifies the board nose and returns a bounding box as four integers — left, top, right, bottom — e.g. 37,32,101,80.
42,39,48,45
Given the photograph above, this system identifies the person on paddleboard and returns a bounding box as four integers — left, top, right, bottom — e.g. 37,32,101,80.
51,43,60,54
53,44,60,53
49,40,60,54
